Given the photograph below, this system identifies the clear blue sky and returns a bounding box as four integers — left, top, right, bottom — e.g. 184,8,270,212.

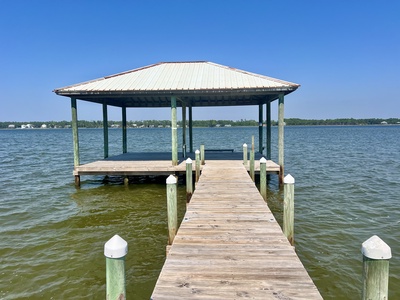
1,1,399,122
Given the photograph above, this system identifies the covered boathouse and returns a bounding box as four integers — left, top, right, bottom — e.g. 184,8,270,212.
53,61,299,185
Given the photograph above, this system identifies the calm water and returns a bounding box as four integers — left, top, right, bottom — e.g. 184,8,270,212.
0,126,399,299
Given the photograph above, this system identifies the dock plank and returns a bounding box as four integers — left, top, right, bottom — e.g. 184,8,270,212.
151,160,322,299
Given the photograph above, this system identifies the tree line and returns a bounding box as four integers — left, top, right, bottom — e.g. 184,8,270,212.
1,118,399,129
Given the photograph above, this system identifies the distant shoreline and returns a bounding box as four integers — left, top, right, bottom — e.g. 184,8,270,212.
1,118,399,129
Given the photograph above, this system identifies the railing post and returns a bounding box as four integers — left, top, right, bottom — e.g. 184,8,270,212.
200,144,205,165
166,175,178,245
243,143,248,166
250,136,255,181
186,158,193,203
361,235,392,300
283,174,295,245
195,150,200,182
260,157,267,200
104,235,128,300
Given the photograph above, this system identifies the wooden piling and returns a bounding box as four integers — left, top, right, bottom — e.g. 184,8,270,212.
104,235,128,300
362,235,392,300
283,174,295,246
243,143,248,166
166,175,178,245
186,158,193,203
278,94,285,184
70,97,80,168
250,136,255,181
260,157,267,200
195,150,200,182
171,96,178,166
200,144,205,165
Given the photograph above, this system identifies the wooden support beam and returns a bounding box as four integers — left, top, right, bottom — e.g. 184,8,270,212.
266,101,271,160
103,101,109,159
71,97,80,168
278,94,285,183
258,104,263,154
171,96,178,166
122,106,127,154
166,175,178,245
182,103,187,158
189,105,193,153
283,174,295,245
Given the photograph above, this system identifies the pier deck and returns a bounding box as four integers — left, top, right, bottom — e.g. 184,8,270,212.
151,160,322,299
73,152,281,177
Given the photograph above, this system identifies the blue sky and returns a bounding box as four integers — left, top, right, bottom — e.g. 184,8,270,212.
1,1,399,122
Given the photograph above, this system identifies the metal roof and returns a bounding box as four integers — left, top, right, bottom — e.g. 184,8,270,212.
54,61,300,107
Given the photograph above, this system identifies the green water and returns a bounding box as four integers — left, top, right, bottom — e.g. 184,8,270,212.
0,126,399,299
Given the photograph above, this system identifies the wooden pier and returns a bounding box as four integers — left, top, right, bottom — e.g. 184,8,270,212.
151,160,322,299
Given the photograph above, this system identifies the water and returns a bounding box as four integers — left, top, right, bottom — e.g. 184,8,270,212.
0,126,399,299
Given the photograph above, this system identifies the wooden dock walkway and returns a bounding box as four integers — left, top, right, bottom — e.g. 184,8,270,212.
151,160,322,299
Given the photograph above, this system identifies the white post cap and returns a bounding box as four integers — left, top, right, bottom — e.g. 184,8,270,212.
186,158,192,164
195,149,200,154
166,174,177,184
243,143,247,147
104,234,128,258
284,174,295,184
260,157,267,164
362,235,392,259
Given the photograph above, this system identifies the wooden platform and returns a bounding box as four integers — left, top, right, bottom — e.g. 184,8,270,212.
151,161,322,299
73,152,280,176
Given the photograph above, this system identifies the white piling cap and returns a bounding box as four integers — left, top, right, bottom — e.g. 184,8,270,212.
243,143,247,147
166,174,177,184
284,174,295,184
362,235,392,259
104,234,128,258
186,158,192,164
260,157,267,163
195,149,200,154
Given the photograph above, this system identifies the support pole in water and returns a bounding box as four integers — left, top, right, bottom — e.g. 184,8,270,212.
104,235,128,300
171,96,178,166
166,175,178,245
260,157,267,200
361,235,391,300
186,158,193,203
200,144,205,165
195,150,200,182
243,143,248,166
283,174,295,245
250,136,255,182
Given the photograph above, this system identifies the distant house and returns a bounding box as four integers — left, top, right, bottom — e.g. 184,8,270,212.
381,121,388,125
41,124,47,129
8,124,15,129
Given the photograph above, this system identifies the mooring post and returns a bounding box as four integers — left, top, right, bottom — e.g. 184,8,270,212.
123,176,129,186
104,234,128,300
195,150,200,182
361,235,392,300
186,158,193,203
260,157,267,200
200,144,205,165
243,143,248,166
166,175,178,245
250,136,255,181
283,174,295,246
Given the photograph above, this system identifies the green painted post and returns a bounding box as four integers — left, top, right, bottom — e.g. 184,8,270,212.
171,96,178,166
182,104,187,158
243,143,248,166
195,150,200,182
71,98,80,167
283,174,295,245
200,144,205,165
189,105,193,153
166,175,178,245
362,235,392,300
250,136,255,181
186,158,193,203
278,94,284,183
259,104,263,154
122,106,127,154
104,234,128,300
260,157,267,200
103,101,109,159
266,101,271,160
